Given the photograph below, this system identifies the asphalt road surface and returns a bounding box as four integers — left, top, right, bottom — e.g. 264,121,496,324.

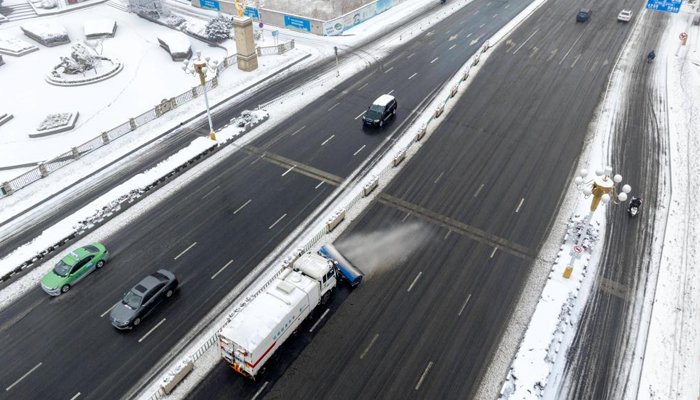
559,10,669,400
0,0,527,399
188,0,649,399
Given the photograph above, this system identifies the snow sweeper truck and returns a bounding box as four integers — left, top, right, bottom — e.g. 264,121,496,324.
217,250,363,379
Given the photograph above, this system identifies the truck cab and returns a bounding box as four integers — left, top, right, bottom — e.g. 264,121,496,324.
294,253,336,304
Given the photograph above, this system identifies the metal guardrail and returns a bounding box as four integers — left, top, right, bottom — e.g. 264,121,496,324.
0,40,295,198
142,40,493,400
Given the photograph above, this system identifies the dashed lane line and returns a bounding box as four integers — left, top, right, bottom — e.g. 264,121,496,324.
6,362,42,391
174,242,197,260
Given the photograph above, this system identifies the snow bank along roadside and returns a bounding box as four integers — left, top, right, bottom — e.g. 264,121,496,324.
132,2,565,399
637,6,700,399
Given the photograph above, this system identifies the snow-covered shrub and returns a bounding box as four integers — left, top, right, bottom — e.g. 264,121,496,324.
128,0,170,19
37,113,72,131
40,0,57,8
163,14,186,28
204,15,231,42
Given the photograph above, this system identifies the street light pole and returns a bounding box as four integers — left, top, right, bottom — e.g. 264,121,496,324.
183,51,220,141
562,166,631,278
334,46,339,77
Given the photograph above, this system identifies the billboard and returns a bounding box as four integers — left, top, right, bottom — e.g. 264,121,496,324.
284,15,311,31
199,0,220,11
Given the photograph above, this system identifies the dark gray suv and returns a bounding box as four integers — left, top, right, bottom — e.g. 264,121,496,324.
110,269,178,330
363,94,397,128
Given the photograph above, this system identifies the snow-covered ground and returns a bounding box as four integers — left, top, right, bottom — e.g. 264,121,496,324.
0,4,226,173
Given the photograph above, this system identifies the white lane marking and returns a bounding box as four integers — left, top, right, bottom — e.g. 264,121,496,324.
474,9,479,14
590,59,599,72
493,13,498,18
458,294,472,316
444,230,452,240
445,30,450,35
388,89,395,95
355,111,366,120
174,242,197,260
251,382,269,400
321,135,335,146
250,154,265,165
291,125,306,136
234,199,252,214
211,260,234,280
328,102,340,112
309,309,330,332
560,32,585,65
281,164,297,177
407,271,423,292
201,185,220,199
467,33,473,38
100,304,116,318
407,53,415,59
430,57,439,64
315,181,325,189
449,44,457,50
268,213,287,230
415,361,434,390
360,333,379,359
490,247,498,258
571,53,581,68
402,212,411,222
515,198,525,213
513,29,539,54
69,393,81,400
139,318,166,343
408,72,418,80
487,1,491,4
473,183,485,197
384,66,394,73
505,4,509,8
479,23,485,28
6,362,42,391
358,83,369,90
353,145,367,156
434,171,444,184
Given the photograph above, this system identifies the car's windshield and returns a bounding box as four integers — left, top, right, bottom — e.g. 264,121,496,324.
122,291,143,310
53,260,72,277
366,107,383,119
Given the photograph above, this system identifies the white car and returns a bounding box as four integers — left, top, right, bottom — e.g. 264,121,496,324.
618,9,632,22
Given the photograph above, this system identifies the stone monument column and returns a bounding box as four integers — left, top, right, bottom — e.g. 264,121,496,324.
233,16,258,72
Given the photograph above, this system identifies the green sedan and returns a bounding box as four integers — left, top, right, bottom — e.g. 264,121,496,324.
40,243,109,296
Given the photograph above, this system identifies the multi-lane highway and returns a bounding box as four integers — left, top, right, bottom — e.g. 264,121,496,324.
0,1,531,399
188,0,651,398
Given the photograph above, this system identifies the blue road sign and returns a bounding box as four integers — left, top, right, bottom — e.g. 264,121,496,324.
272,30,279,37
646,0,682,13
244,7,259,19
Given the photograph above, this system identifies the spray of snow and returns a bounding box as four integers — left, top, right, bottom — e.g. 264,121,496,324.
336,222,431,278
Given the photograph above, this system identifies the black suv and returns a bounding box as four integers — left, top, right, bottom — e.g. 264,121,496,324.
363,94,397,128
576,8,591,22
110,269,178,330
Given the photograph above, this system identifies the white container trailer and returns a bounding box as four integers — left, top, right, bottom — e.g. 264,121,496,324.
218,253,336,378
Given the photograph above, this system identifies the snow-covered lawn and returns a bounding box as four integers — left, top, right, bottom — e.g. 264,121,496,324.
0,4,226,175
